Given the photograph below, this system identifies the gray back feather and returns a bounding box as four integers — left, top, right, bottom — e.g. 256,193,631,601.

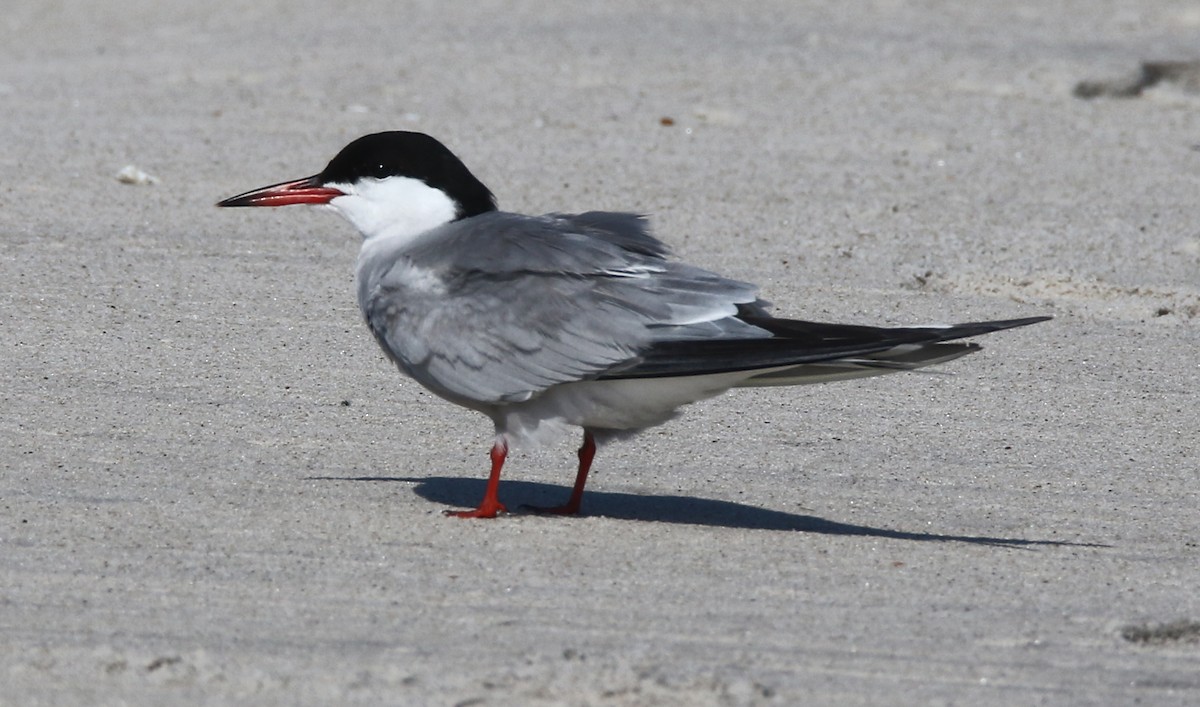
357,211,765,404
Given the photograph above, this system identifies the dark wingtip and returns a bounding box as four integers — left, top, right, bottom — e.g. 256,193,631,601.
951,315,1052,335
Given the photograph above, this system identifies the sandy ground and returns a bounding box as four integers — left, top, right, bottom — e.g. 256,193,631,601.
3,1,1199,704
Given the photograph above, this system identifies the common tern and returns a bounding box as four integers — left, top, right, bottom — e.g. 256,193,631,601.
218,131,1048,519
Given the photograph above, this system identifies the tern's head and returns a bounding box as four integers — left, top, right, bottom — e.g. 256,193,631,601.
217,131,497,242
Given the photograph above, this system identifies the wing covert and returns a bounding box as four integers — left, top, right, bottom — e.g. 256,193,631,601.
357,211,765,404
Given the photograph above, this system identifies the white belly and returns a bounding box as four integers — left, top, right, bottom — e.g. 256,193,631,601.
494,370,760,446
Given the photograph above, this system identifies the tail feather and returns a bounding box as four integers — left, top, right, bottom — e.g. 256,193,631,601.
736,342,979,387
602,316,1049,381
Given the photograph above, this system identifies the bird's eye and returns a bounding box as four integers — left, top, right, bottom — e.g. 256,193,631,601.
373,163,388,178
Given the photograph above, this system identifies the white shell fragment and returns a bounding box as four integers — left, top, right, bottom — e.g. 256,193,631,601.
115,165,159,185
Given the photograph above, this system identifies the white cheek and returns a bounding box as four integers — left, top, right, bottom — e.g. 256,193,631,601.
325,177,458,245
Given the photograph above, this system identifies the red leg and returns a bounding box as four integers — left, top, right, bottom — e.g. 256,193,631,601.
526,430,596,516
444,438,509,518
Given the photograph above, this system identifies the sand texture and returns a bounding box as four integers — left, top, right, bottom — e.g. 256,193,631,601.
2,1,1198,704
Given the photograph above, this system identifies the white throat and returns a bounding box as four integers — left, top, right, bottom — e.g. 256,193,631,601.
325,176,459,244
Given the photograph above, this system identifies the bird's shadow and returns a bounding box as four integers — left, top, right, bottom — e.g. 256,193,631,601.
308,475,1105,549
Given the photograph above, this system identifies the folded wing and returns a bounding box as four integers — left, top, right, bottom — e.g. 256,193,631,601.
359,210,1049,404
359,211,765,403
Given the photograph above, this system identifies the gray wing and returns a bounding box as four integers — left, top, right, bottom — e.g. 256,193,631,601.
358,211,768,404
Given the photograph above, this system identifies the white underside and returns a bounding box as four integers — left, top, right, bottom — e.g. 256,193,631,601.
490,344,976,448
493,369,760,446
